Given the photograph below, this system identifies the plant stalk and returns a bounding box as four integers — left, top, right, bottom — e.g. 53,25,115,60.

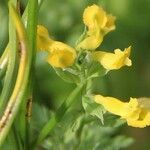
36,83,85,145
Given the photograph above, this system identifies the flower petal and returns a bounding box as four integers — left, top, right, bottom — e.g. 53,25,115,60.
92,46,132,70
138,97,150,109
83,4,107,30
95,95,129,116
77,30,103,50
47,41,76,68
37,25,53,50
103,14,116,33
127,110,150,128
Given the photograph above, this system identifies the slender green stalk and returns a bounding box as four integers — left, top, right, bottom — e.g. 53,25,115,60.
0,1,37,145
0,0,43,77
0,61,7,79
24,0,38,149
0,46,9,79
86,79,92,95
0,0,18,115
0,3,28,145
0,1,29,80
27,0,38,63
0,0,31,113
36,83,85,145
0,46,9,66
12,125,23,150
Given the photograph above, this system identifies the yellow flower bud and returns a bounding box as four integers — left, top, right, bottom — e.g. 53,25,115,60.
47,41,76,68
92,46,132,70
37,25,53,50
95,95,150,128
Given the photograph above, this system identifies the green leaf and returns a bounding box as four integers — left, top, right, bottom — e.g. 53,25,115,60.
82,95,106,124
102,114,126,127
54,68,80,84
87,61,107,79
94,135,134,150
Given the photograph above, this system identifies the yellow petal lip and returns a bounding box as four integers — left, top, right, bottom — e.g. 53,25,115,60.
92,46,132,70
37,25,53,50
95,94,150,128
104,14,116,33
126,110,150,128
47,41,76,68
83,4,107,30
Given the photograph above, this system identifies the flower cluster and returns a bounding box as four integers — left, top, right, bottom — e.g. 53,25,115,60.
77,4,116,50
36,4,150,128
37,4,131,71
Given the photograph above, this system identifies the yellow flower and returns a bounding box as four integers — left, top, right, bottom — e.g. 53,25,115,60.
92,46,132,70
37,25,76,68
47,41,76,68
95,95,150,128
77,4,116,50
37,25,53,50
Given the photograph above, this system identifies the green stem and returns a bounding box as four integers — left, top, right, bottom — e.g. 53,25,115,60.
12,125,23,150
0,0,18,115
0,46,9,79
0,0,31,114
0,62,7,80
36,83,85,145
86,79,92,95
0,0,37,145
24,81,33,150
24,0,38,149
0,0,30,80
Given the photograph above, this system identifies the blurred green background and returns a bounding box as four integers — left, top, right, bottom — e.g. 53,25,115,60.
0,0,150,149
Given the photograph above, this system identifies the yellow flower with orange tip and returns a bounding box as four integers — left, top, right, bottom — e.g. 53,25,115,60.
77,4,116,50
95,95,150,128
47,41,76,68
37,25,53,50
92,46,132,70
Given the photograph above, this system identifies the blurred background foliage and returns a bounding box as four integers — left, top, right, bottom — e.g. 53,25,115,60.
0,0,150,149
